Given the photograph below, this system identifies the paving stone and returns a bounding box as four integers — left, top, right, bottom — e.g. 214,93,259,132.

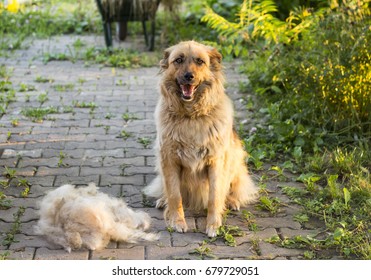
172,232,208,247
250,228,279,241
84,148,125,158
10,197,40,209
79,166,121,176
9,234,60,250
279,228,320,239
26,184,55,196
64,140,105,150
208,243,258,259
125,166,156,175
101,174,144,186
1,149,42,158
19,220,39,236
42,148,85,158
259,242,304,259
25,140,65,150
0,207,20,223
18,157,59,168
0,157,19,168
54,175,100,186
121,185,141,197
255,216,302,230
27,176,56,188
146,244,201,260
97,185,122,197
0,247,35,260
91,247,145,260
36,166,80,177
34,247,89,260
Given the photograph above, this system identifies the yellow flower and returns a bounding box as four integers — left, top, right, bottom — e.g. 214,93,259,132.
6,0,20,13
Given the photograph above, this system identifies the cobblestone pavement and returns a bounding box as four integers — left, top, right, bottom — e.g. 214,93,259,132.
0,35,318,260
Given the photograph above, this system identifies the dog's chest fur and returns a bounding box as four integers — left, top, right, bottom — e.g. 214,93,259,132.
158,104,233,171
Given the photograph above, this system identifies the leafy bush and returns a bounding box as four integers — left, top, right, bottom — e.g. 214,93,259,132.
244,2,371,146
201,0,322,57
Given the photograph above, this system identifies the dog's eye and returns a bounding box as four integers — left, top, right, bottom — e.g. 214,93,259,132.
175,58,183,64
195,58,205,65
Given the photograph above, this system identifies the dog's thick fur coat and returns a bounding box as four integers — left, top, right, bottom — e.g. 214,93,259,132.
144,41,258,237
35,183,157,252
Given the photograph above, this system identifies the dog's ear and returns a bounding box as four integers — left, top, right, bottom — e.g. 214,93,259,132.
208,47,222,72
159,47,172,72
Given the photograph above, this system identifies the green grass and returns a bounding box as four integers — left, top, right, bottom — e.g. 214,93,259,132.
2,207,25,246
118,130,133,140
53,84,75,92
137,137,152,148
35,75,54,83
21,106,59,122
72,100,97,109
0,191,12,210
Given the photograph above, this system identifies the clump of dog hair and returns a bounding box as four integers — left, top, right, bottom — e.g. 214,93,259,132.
35,183,158,252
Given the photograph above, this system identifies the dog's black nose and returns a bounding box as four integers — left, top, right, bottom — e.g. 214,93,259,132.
184,72,194,81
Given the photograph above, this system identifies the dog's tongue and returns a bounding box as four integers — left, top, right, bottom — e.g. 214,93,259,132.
180,84,195,98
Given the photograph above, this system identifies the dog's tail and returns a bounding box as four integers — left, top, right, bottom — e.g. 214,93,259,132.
143,176,163,198
143,176,168,208
234,172,260,206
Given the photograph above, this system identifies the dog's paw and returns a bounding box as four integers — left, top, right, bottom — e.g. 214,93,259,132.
155,197,167,209
206,225,219,237
168,218,188,233
206,215,222,237
228,201,240,211
226,197,240,211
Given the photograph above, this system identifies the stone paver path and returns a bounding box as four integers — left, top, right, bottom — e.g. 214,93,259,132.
0,35,318,260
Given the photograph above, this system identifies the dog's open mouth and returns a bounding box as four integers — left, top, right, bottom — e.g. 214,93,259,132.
180,84,198,101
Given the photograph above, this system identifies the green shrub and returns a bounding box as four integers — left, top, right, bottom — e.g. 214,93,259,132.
245,2,371,145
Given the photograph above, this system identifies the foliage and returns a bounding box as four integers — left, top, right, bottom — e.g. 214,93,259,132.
0,0,101,36
157,0,217,46
0,0,101,54
278,152,371,259
201,0,324,57
242,1,371,150
0,191,12,210
2,207,25,246
21,106,59,122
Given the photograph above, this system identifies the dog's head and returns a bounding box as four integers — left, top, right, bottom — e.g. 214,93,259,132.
160,41,223,103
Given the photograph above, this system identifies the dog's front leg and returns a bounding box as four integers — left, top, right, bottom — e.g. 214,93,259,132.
161,157,188,233
206,157,229,237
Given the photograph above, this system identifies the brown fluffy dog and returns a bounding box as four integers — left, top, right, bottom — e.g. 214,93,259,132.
144,41,258,237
